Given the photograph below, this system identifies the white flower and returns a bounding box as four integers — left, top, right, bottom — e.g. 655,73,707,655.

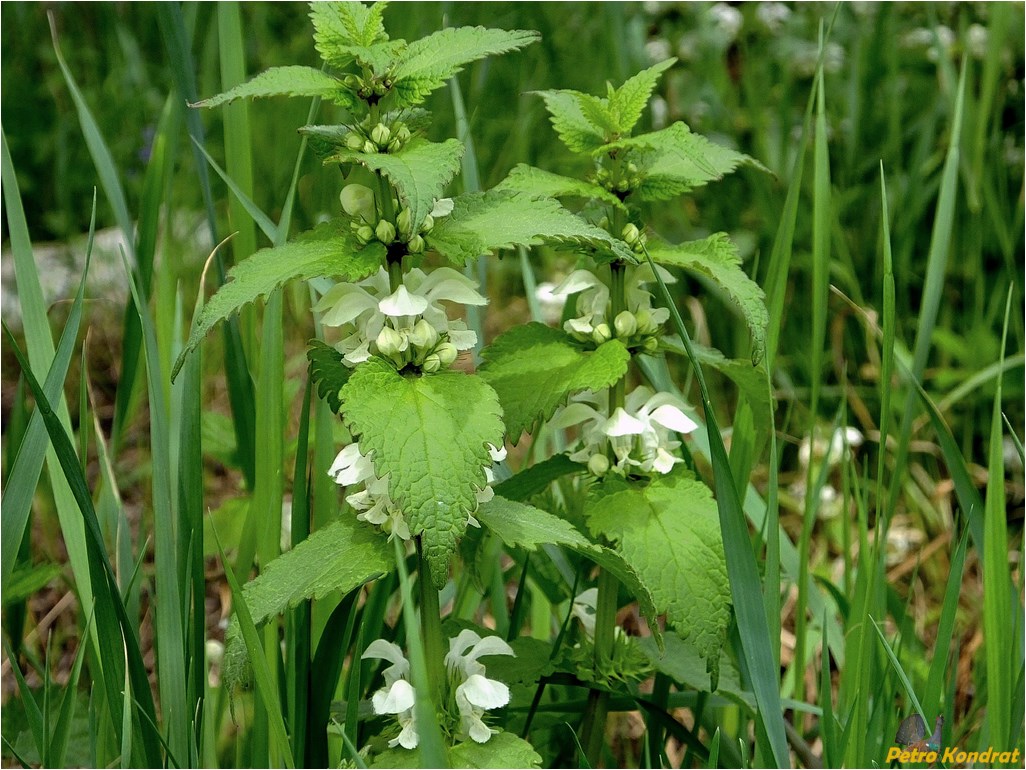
340,183,376,222
755,2,790,32
445,630,515,744
550,264,675,343
313,267,487,368
571,588,598,638
362,640,419,749
550,387,697,476
708,3,743,42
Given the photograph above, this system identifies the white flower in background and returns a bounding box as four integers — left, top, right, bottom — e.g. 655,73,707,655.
797,426,863,470
329,442,506,539
755,2,790,32
708,3,743,42
571,588,599,638
445,629,516,744
550,386,697,476
362,640,419,749
551,263,676,345
314,266,486,369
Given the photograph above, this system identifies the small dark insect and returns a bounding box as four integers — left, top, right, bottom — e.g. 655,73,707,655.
895,713,944,751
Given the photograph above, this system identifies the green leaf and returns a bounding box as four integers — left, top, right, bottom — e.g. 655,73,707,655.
193,66,348,108
637,632,753,708
493,454,586,501
587,471,730,685
173,221,383,380
328,138,464,231
479,323,630,440
310,2,390,63
494,164,627,210
607,58,675,135
428,190,636,266
649,233,767,359
533,89,609,153
370,730,542,769
340,359,504,584
222,516,391,687
605,122,765,199
390,27,540,106
307,340,351,414
476,496,660,637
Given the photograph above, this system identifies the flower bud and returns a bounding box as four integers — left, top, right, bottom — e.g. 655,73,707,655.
407,234,426,254
588,453,610,476
592,323,612,345
371,123,390,147
355,225,375,245
387,137,403,153
342,74,361,89
408,319,439,350
375,219,397,244
614,310,637,338
340,184,375,220
397,208,413,238
643,336,660,353
621,223,640,245
435,342,458,366
421,354,441,373
375,326,404,357
395,125,411,143
345,132,365,150
363,140,377,154
419,214,434,233
634,308,654,333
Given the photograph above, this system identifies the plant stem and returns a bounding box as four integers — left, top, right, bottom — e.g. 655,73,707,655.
416,540,446,707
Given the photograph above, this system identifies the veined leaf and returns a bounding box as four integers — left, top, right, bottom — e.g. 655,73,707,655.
370,729,542,769
479,323,631,440
340,359,504,585
310,1,389,63
390,26,539,106
649,233,767,359
607,58,675,135
604,122,765,199
222,515,391,687
173,222,383,380
476,495,661,642
427,190,636,266
307,340,351,414
327,138,464,231
493,454,586,501
494,163,627,210
533,89,609,153
587,471,730,685
193,66,350,108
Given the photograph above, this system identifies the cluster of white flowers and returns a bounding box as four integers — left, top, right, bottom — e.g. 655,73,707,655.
314,266,484,371
550,386,697,477
362,630,515,749
551,263,675,351
329,443,507,540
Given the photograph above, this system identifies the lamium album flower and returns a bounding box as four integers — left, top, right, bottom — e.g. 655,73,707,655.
550,386,698,476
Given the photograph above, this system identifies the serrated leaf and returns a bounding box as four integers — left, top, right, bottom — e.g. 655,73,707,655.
328,138,464,231
310,1,389,64
390,27,539,106
607,58,675,135
493,454,586,502
370,730,542,769
649,233,767,359
494,164,627,211
637,632,754,707
533,90,609,153
307,340,351,413
340,359,504,585
479,323,630,440
476,495,660,637
223,515,391,687
173,221,384,380
604,122,766,198
427,190,636,266
194,66,349,108
586,471,730,685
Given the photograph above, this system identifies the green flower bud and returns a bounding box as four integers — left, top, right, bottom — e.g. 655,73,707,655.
614,310,637,338
355,225,375,245
642,336,660,354
587,453,610,476
345,132,365,150
435,342,458,366
375,326,403,358
419,214,434,233
375,219,397,244
395,125,411,143
621,223,640,244
421,354,441,373
371,123,391,147
342,74,361,89
592,323,612,345
340,184,375,220
363,140,377,154
407,234,426,254
408,319,439,350
627,162,638,174
634,308,654,333
397,208,413,238
387,138,403,153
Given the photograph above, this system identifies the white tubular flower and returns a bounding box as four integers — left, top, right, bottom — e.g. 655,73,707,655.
571,588,599,638
445,630,515,744
362,640,419,749
430,197,455,218
329,444,412,542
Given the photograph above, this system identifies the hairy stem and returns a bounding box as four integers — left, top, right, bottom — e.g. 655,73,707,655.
416,540,446,707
